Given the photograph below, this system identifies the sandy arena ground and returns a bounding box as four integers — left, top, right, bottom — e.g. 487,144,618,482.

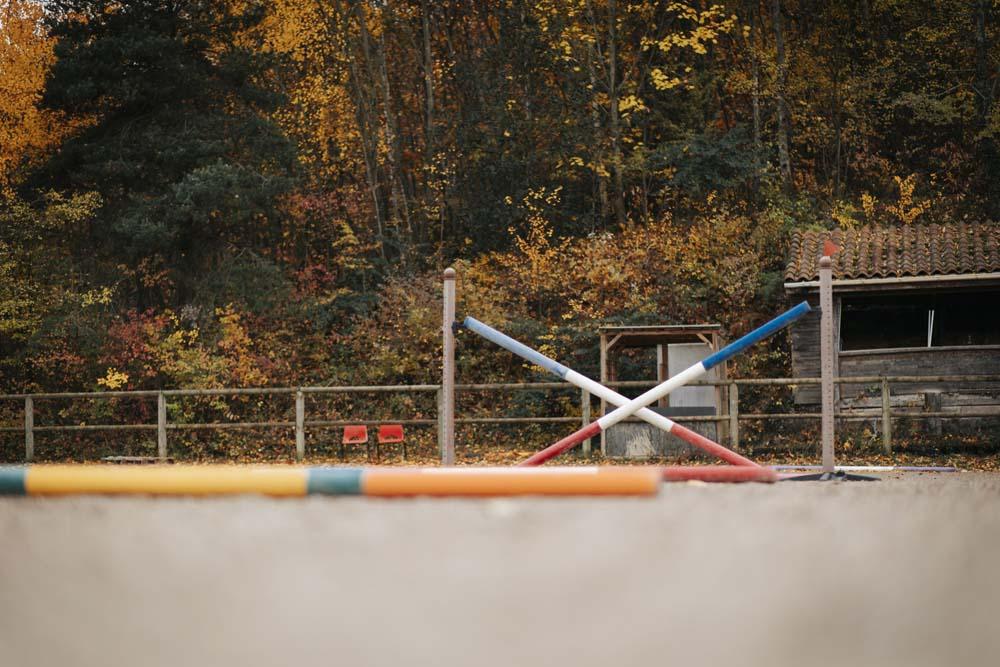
2,472,999,667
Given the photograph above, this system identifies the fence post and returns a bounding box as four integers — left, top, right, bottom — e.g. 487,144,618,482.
441,268,456,465
24,396,34,462
819,255,835,473
881,377,892,454
728,382,739,451
581,387,592,456
295,390,305,462
436,387,445,461
157,391,167,460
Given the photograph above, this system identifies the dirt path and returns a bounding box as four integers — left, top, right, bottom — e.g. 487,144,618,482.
2,472,999,667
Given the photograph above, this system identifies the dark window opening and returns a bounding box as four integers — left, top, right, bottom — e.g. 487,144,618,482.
840,290,1000,351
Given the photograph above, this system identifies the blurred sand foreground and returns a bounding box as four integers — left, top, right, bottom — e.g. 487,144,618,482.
1,472,999,667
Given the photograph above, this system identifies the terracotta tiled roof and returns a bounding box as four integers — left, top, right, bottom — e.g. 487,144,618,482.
785,223,1000,282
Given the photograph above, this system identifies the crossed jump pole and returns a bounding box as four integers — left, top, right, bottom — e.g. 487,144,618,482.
495,302,812,466
461,316,759,468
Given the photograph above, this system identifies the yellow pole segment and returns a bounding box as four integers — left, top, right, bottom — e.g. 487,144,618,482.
25,466,308,497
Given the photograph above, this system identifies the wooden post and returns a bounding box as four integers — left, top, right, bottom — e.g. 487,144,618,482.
656,344,669,407
599,333,607,456
436,387,444,458
728,382,739,451
24,396,34,462
295,390,305,462
925,391,943,436
581,387,592,456
441,268,456,465
157,392,167,460
881,377,892,454
819,255,835,473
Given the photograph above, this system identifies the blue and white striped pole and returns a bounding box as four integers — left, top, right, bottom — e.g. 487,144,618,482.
520,302,813,465
462,317,759,467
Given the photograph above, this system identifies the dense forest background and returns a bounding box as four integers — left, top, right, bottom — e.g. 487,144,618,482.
1,0,998,415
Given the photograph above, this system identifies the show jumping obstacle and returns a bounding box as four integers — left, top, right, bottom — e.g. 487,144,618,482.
0,465,662,497
461,316,759,468
511,302,813,466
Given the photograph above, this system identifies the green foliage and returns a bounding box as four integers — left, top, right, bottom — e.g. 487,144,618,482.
35,0,297,298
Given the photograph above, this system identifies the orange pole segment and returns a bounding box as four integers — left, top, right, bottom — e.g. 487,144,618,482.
362,467,661,496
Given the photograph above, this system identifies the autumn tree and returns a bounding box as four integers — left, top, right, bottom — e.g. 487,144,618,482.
0,0,62,194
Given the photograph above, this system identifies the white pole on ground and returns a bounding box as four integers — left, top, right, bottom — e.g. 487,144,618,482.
819,255,835,473
441,268,456,465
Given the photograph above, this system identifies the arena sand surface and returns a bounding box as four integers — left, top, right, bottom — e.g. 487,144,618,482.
1,472,999,667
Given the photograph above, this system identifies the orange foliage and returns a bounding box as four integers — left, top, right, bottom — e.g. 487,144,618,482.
0,0,64,193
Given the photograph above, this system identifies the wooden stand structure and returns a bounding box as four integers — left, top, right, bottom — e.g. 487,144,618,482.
598,324,728,455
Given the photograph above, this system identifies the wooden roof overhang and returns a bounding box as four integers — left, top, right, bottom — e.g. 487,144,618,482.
597,324,724,352
783,272,1000,295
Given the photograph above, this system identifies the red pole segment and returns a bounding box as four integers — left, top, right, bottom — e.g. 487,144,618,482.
668,423,758,467
660,466,777,483
519,422,601,467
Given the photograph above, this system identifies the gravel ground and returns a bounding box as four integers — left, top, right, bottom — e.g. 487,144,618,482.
1,472,999,667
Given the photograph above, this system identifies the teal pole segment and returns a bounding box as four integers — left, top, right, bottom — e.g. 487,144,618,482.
0,466,27,495
306,468,364,495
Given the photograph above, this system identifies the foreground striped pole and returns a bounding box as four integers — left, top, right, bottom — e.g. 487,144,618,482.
462,316,758,467
520,302,813,466
0,465,660,497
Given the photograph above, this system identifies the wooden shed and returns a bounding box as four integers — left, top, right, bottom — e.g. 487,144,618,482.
784,224,1000,412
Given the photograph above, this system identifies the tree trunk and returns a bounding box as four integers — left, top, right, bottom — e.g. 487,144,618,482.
356,4,413,250
975,0,992,126
326,0,387,262
607,0,627,225
421,0,435,165
772,0,793,189
586,41,610,223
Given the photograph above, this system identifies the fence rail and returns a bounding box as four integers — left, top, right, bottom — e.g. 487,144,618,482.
3,375,999,462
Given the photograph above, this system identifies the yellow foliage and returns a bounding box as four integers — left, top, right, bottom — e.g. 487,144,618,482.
860,192,877,222
81,287,115,307
0,0,65,193
216,305,270,386
860,175,931,226
886,174,930,225
97,368,130,390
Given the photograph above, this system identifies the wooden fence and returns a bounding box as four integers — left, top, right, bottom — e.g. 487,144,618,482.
2,375,999,462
